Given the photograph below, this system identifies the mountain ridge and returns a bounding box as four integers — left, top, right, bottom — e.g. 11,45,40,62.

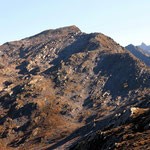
125,44,150,66
138,42,150,53
0,26,150,150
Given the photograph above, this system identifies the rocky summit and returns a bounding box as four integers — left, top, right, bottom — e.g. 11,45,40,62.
0,26,150,150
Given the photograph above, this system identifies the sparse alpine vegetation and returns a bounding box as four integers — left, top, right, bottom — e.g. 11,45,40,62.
0,26,150,150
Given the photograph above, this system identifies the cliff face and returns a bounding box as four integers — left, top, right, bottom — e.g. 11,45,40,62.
0,26,150,150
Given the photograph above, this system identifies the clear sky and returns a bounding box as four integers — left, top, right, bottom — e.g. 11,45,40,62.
0,0,150,46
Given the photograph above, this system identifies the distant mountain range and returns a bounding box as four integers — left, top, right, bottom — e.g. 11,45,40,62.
138,42,150,53
125,44,150,66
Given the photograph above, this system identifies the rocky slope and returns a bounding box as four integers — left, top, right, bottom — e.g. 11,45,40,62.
0,26,150,150
125,44,150,66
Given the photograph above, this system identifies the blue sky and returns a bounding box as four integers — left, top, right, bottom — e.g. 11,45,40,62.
0,0,150,46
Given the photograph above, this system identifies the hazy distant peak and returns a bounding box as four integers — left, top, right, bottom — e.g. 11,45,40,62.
126,44,135,48
125,44,137,51
125,43,150,66
138,42,150,52
141,42,147,46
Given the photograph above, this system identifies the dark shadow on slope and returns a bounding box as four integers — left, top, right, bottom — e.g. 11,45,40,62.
16,60,29,75
70,110,150,150
135,94,150,108
82,96,94,109
0,84,25,117
0,93,15,109
46,115,112,150
3,81,12,87
8,131,32,148
12,85,24,95
19,46,26,58
29,66,40,75
19,43,42,59
16,60,40,75
93,53,149,98
14,121,31,132
8,103,36,119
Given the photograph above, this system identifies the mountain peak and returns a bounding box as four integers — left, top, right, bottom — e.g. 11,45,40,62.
126,44,135,48
63,25,81,31
52,25,81,33
141,42,147,46
0,26,150,150
138,42,150,52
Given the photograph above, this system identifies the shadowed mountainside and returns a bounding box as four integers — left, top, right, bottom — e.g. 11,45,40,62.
125,44,150,66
